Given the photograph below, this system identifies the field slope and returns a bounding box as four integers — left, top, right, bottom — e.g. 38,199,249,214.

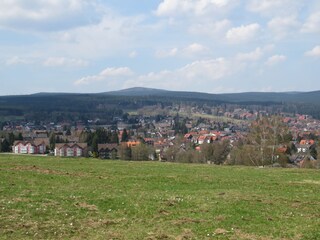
0,155,320,239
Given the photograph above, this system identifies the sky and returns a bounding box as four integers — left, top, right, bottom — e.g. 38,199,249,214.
0,0,320,96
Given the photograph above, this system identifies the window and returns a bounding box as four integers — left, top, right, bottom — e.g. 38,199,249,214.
20,145,27,154
67,148,74,157
76,148,82,157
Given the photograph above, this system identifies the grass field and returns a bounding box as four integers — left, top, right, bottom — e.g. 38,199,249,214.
1,154,320,239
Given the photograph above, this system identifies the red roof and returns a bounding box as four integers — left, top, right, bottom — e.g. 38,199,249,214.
199,130,209,135
189,132,198,135
277,147,288,153
198,135,207,141
184,133,192,138
144,138,154,142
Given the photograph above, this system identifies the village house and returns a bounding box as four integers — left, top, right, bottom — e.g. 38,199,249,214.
126,140,141,148
184,133,193,140
144,138,155,146
197,135,208,145
54,143,87,157
277,145,289,154
296,140,315,154
98,144,119,159
12,140,47,154
22,130,48,140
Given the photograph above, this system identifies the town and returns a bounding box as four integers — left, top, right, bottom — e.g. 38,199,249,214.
1,104,319,168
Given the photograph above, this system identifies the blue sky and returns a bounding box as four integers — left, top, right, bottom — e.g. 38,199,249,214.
0,0,320,95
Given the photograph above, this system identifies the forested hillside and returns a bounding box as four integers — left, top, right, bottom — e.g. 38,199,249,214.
1,88,320,123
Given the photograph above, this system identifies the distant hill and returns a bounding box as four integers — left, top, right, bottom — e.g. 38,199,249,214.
2,87,320,122
4,87,320,105
105,87,169,96
31,92,79,96
103,87,320,104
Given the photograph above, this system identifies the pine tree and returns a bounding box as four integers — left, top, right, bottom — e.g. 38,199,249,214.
121,129,129,142
17,132,23,141
49,132,56,151
0,139,10,152
111,131,119,144
8,132,15,146
91,135,99,157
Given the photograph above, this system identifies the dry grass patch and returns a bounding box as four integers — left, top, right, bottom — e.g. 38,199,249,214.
6,165,87,177
75,202,98,211
172,217,207,225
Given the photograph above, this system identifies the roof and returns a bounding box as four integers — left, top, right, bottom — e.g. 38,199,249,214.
199,130,209,135
300,140,307,145
189,132,198,135
98,144,119,151
144,138,155,142
55,143,88,149
277,147,288,153
299,139,315,145
184,133,192,138
13,140,46,147
126,141,140,147
198,135,207,141
34,138,50,146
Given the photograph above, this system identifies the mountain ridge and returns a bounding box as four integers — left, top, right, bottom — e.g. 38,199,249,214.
2,87,320,121
24,87,320,98
7,87,320,105
102,87,320,104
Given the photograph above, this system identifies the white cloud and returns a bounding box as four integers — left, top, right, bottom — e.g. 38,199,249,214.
226,23,260,43
236,48,263,62
176,58,232,80
129,51,137,58
51,14,145,59
156,0,233,17
43,57,89,67
189,19,231,37
5,56,32,66
74,67,134,85
247,0,303,17
266,55,287,66
248,0,286,13
183,43,208,56
124,58,239,91
268,16,300,39
0,0,101,31
155,43,207,58
301,11,320,33
156,48,179,58
305,46,320,57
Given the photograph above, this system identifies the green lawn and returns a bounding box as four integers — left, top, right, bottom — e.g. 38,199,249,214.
0,154,320,239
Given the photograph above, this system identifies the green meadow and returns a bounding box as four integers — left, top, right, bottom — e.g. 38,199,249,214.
0,154,319,239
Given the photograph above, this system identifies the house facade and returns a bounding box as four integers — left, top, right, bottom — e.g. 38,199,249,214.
295,140,315,154
54,143,87,157
98,144,119,159
12,140,46,154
